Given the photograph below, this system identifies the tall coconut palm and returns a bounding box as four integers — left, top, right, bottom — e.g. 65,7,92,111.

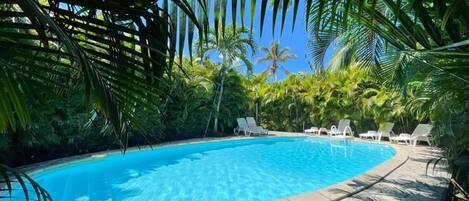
197,25,256,133
257,41,297,81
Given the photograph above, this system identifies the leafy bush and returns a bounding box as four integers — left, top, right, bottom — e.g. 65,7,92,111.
245,67,421,134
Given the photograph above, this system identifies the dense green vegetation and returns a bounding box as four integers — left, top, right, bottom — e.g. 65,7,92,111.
244,67,418,133
0,61,424,166
0,59,247,166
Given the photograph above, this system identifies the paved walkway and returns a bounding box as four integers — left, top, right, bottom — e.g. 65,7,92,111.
343,146,449,201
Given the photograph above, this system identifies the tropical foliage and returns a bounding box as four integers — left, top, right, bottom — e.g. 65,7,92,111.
0,0,299,150
308,0,469,198
244,66,417,134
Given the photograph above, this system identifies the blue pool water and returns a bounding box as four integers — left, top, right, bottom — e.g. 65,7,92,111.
14,137,395,201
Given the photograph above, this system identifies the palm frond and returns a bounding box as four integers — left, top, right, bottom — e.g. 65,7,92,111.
0,164,52,201
307,31,338,70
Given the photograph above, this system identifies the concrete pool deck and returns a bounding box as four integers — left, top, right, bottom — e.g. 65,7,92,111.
19,132,449,201
343,146,449,201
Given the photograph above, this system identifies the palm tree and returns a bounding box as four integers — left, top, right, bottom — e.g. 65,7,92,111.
197,25,256,133
307,0,469,197
257,41,297,81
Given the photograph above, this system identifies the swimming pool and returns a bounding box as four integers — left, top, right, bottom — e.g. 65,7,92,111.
13,137,395,201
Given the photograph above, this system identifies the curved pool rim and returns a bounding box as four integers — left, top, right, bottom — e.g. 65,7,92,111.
19,135,406,200
22,136,393,175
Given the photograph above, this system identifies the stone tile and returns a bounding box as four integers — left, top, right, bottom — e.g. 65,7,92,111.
287,191,331,201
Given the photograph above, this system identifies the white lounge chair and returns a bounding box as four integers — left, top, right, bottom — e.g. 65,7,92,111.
246,117,268,135
304,127,319,135
390,124,433,146
234,118,251,136
328,119,353,138
359,122,394,141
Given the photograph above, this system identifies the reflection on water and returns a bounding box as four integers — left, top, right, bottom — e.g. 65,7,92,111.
329,139,352,158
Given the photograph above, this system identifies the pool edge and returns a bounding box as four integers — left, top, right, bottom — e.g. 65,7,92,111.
279,135,410,201
18,135,283,175
17,132,407,201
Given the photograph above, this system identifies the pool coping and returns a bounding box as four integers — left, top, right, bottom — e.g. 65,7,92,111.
17,132,410,201
18,135,253,175
275,132,410,201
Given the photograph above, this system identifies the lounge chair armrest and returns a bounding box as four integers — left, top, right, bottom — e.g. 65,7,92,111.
343,125,353,136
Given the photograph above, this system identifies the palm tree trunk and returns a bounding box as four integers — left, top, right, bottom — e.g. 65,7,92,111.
295,102,299,131
204,110,213,137
213,71,226,133
255,101,258,121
